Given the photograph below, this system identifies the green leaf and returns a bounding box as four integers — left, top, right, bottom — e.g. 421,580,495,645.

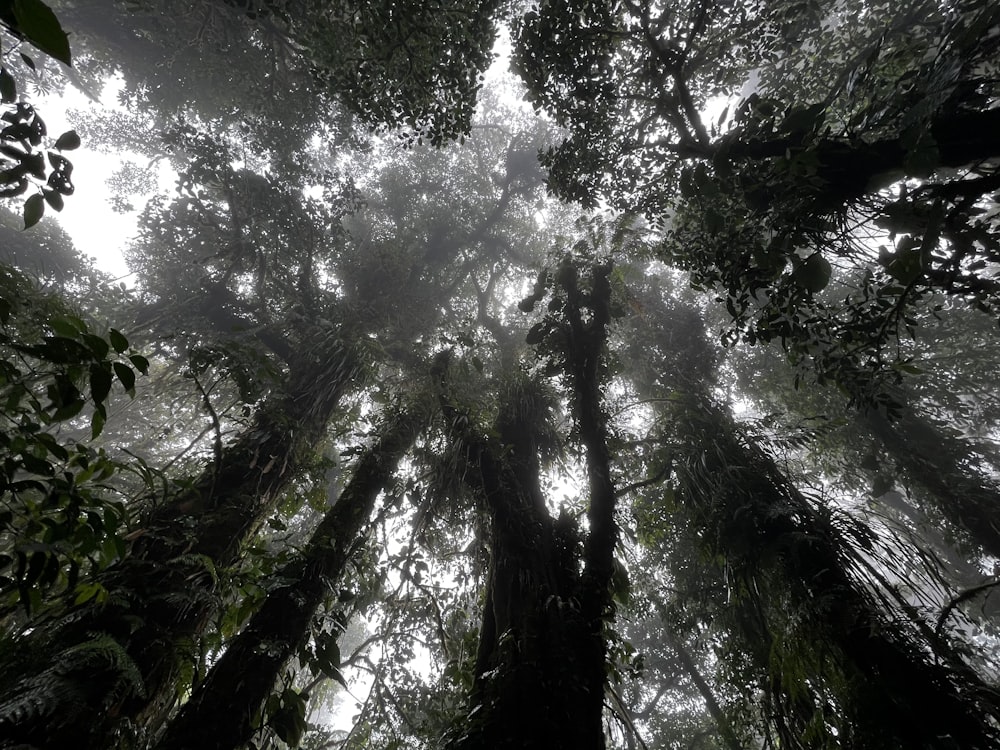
35,432,68,461
0,68,16,103
108,329,128,353
22,192,44,229
794,253,831,293
12,0,71,66
90,404,106,439
89,363,112,405
20,452,53,475
269,689,308,747
315,638,341,679
73,581,107,606
128,354,149,375
42,188,63,211
82,333,109,359
48,315,85,337
50,398,84,422
54,130,80,151
113,361,135,393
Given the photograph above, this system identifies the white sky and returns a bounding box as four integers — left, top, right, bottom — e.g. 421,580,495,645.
34,81,149,280
25,30,533,284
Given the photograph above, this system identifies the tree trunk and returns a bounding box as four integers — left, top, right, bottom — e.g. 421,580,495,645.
672,395,1000,750
0,338,362,749
720,107,1000,208
154,406,424,750
867,408,1000,560
445,406,603,750
664,633,745,750
445,263,618,750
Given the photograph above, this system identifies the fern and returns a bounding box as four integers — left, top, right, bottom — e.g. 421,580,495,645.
0,632,145,735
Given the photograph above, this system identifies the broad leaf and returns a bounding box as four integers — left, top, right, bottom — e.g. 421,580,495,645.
12,0,71,65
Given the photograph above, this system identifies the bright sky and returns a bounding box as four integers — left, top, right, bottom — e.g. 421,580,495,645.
36,80,152,280
29,30,532,284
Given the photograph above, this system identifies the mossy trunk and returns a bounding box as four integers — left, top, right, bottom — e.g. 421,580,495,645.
446,413,605,750
672,395,1000,750
0,340,362,749
154,407,423,750
447,263,618,750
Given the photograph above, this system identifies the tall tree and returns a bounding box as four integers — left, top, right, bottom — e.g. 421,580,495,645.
512,0,1000,403
1,2,1000,749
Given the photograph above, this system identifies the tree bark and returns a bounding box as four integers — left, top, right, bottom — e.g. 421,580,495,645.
0,338,362,749
867,408,1000,561
719,107,1000,208
560,262,618,742
444,263,618,750
672,395,1000,750
445,397,598,750
153,407,424,750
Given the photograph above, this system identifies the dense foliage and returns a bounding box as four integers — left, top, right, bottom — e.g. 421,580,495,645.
0,1,999,749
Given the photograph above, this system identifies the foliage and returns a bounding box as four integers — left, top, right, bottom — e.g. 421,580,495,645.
0,0,78,226
513,0,1000,406
0,264,146,617
288,0,509,144
0,2,999,750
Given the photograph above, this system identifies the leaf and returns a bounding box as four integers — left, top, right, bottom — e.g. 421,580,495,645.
883,238,924,284
269,689,308,747
73,582,107,606
19,53,36,71
22,192,43,229
315,638,341,679
48,315,85,337
329,666,349,689
794,253,831,293
0,68,16,103
42,188,63,211
82,333,109,359
525,322,546,345
108,329,128,353
54,130,80,151
780,102,826,135
113,361,135,393
12,0,72,66
126,353,149,375
47,152,71,171
89,363,112,405
20,452,53,475
22,152,44,178
90,404,106,439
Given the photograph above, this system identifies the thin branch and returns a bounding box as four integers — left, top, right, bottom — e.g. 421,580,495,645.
615,458,672,497
606,685,650,750
936,577,1000,637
